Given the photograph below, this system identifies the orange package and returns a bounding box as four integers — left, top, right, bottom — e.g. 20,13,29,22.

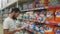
55,17,60,22
55,10,60,22
46,10,55,24
46,15,54,21
44,24,55,34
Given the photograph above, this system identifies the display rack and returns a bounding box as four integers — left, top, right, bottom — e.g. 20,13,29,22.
21,7,48,11
0,0,60,34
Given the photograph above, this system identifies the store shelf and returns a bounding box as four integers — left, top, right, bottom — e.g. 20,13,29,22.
0,0,34,11
34,7,48,10
18,18,60,26
48,4,60,8
21,7,48,11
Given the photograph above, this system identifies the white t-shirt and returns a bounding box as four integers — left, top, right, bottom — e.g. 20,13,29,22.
3,17,20,34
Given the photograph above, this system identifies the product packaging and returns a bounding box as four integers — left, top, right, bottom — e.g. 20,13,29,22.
55,27,60,34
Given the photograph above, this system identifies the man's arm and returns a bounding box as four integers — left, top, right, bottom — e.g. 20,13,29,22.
4,29,17,34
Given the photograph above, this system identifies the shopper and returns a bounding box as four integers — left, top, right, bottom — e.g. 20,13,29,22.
3,7,24,34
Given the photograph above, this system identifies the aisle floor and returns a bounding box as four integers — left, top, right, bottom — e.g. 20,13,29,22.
0,23,3,34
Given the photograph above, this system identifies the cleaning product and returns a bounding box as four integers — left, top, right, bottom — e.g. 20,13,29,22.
35,0,40,8
49,0,58,5
44,25,55,34
55,10,60,22
55,27,60,34
40,27,44,34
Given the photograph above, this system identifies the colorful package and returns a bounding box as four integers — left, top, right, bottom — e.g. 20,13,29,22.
28,3,34,9
44,25,55,34
46,11,55,24
55,10,60,22
49,0,58,5
23,3,28,10
55,27,60,34
40,27,44,34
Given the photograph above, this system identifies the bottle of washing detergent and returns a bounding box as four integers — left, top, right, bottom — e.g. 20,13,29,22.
40,27,44,34
32,25,40,32
55,28,60,34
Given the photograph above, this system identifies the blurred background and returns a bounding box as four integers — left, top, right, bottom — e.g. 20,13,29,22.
0,0,60,34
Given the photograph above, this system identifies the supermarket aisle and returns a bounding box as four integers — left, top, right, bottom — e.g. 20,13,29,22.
0,23,3,34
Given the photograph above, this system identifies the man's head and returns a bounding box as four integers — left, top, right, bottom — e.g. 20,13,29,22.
9,7,20,20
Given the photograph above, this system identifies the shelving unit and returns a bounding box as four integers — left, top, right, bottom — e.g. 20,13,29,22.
0,0,60,34
21,7,48,11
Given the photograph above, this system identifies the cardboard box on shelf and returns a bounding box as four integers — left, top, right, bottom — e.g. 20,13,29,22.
23,3,28,10
28,3,34,9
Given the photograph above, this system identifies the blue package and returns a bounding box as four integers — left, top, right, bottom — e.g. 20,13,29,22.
55,12,60,16
44,26,49,30
55,29,60,34
24,16,29,19
40,27,44,33
40,29,44,33
33,25,40,32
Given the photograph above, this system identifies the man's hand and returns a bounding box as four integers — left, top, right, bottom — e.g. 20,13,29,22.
15,27,24,32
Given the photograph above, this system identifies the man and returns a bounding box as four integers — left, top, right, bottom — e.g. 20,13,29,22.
3,7,24,34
